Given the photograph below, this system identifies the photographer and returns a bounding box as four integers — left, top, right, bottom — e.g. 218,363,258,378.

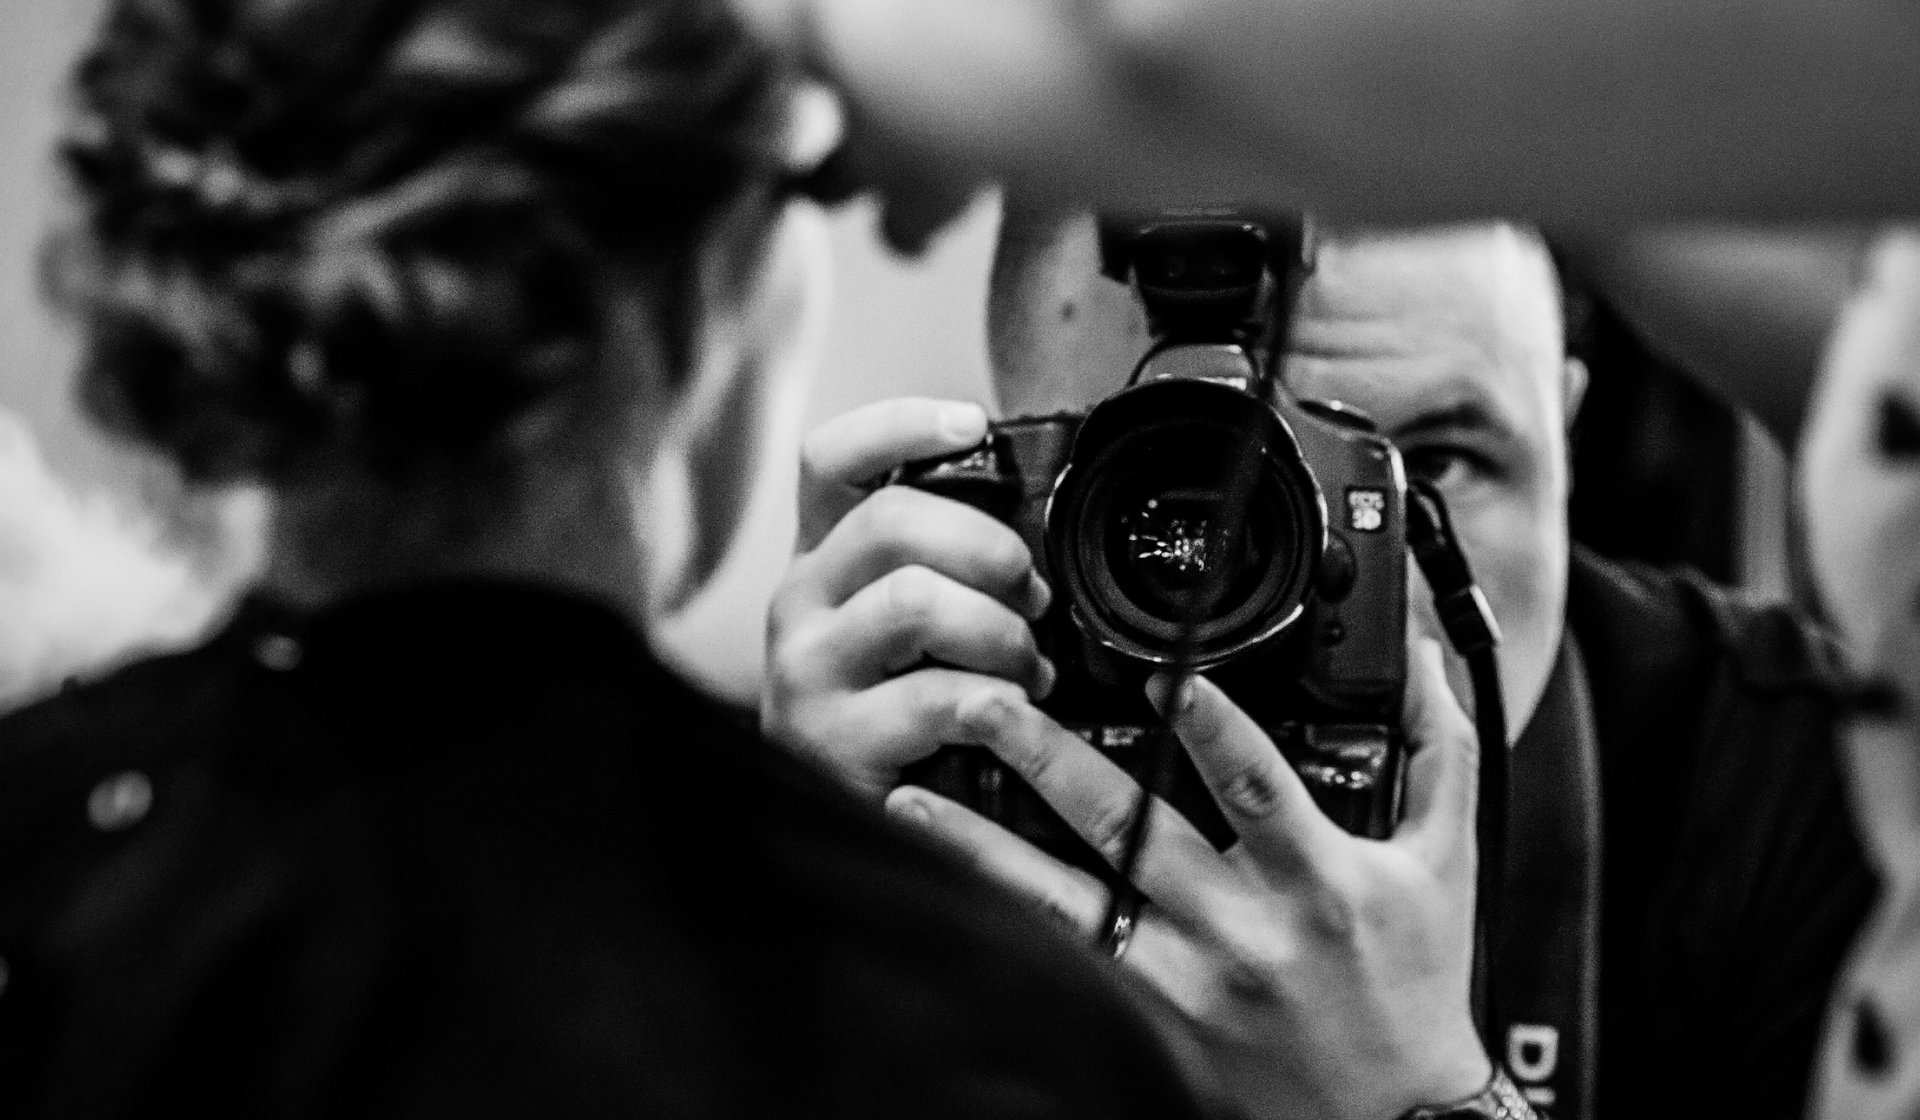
764,217,1871,1119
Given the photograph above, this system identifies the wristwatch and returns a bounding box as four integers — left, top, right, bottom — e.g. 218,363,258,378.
1397,1067,1537,1120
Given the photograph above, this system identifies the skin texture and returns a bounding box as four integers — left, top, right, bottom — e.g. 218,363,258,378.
1803,230,1920,1120
761,219,1605,1117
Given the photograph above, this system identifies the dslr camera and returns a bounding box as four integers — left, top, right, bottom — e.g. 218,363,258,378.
898,215,1409,877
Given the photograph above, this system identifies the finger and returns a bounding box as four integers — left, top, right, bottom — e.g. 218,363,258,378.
1146,672,1339,872
797,398,988,535
801,397,988,489
884,786,1190,979
827,565,1054,697
775,671,1031,790
796,484,1049,616
956,692,1234,916
887,784,1111,934
1398,637,1480,866
797,398,989,551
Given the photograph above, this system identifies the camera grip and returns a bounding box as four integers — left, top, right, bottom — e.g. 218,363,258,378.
902,720,1403,887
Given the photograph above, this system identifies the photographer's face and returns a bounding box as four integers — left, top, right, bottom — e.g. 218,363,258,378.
990,216,1582,736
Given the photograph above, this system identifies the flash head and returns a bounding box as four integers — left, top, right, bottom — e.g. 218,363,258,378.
1099,213,1315,338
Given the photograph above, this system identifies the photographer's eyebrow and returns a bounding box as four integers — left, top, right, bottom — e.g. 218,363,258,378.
1282,339,1528,445
1390,398,1520,447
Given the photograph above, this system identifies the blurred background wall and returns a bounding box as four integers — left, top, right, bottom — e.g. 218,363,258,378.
0,0,115,488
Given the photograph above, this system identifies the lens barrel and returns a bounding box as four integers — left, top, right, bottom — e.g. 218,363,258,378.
1046,378,1326,667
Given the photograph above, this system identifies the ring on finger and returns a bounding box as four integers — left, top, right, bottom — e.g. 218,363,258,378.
1098,890,1141,961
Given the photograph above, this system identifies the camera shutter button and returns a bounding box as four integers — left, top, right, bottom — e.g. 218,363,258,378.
1318,537,1358,602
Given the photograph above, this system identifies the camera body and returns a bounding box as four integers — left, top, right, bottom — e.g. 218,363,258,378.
899,216,1409,877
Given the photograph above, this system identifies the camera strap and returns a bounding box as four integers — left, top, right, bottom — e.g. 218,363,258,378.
1409,480,1598,1118
1493,638,1603,1120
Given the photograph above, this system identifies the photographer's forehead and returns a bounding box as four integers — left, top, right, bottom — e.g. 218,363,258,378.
985,213,1564,433
1284,226,1565,434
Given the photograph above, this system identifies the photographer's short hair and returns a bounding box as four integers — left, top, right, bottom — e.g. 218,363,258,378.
45,0,788,484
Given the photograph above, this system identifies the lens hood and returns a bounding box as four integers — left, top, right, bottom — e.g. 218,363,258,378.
1045,378,1327,667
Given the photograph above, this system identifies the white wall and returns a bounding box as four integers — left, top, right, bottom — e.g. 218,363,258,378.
660,199,999,702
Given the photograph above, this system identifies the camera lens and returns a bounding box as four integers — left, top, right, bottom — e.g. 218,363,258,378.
1107,481,1278,626
1048,380,1324,666
1118,489,1226,611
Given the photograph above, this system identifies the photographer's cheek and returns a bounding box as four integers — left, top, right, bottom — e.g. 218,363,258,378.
1406,563,1477,727
1403,480,1566,744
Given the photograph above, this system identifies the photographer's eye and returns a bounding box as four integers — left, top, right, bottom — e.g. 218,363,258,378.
1401,445,1490,490
1876,391,1920,462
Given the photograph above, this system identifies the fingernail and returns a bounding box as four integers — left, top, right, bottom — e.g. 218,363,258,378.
1033,657,1057,700
955,689,1017,742
1024,572,1053,619
939,403,988,446
886,789,933,823
1146,672,1195,715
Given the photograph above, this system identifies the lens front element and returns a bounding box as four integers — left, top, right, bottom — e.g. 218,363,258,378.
1050,379,1325,667
1120,490,1228,610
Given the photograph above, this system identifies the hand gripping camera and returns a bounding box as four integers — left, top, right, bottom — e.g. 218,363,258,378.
898,215,1409,878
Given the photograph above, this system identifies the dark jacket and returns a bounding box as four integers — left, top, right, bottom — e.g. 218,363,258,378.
0,582,1205,1119
1566,549,1873,1118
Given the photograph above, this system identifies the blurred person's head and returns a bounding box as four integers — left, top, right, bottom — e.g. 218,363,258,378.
1801,229,1920,881
1796,229,1920,1120
44,0,831,620
989,213,1586,736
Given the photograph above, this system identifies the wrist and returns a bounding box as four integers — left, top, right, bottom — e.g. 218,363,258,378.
1395,1065,1535,1120
1428,1046,1497,1105
1376,1042,1493,1120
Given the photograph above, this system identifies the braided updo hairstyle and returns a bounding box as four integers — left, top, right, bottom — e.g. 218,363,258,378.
46,0,793,484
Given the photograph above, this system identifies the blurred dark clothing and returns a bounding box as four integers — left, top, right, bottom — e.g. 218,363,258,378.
1569,297,1745,584
0,582,1205,1119
1561,549,1873,1118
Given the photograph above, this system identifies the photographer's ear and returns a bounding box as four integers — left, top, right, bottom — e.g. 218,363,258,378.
1562,355,1590,430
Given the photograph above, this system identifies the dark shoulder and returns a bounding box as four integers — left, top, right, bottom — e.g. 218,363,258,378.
1568,546,1854,843
1566,547,1851,796
0,623,242,775
655,697,1205,1118
1572,550,1871,1117
1566,546,1846,709
0,629,242,926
